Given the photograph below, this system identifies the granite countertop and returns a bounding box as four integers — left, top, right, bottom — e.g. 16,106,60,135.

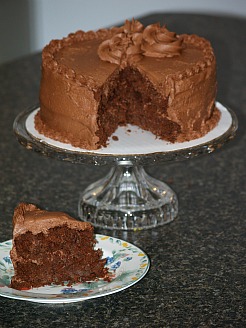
0,13,245,327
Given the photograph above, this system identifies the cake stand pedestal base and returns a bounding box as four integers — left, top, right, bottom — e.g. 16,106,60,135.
78,161,178,230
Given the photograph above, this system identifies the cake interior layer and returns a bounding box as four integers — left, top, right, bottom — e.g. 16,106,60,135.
96,67,181,147
11,226,107,289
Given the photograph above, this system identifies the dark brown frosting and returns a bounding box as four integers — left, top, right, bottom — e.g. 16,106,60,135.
12,203,91,236
41,22,214,90
98,20,184,66
38,20,218,149
141,23,183,58
98,19,144,66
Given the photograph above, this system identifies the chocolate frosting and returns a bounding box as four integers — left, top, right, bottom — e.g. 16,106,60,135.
98,19,184,66
98,19,144,66
141,23,183,58
37,19,219,149
12,203,91,236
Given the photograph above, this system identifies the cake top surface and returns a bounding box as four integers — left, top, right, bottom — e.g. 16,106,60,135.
13,203,92,236
42,19,215,88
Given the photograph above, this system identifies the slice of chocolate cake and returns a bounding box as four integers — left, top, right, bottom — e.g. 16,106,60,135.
10,203,108,290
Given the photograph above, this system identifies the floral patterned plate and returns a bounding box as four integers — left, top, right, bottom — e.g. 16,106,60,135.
0,235,149,304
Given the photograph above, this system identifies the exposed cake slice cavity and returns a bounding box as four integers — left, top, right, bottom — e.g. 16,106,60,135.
96,66,181,147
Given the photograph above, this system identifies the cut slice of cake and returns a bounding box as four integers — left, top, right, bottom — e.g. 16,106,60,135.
10,203,108,290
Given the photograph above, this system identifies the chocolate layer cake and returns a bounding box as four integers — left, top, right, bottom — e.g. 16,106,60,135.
10,203,108,290
36,19,220,150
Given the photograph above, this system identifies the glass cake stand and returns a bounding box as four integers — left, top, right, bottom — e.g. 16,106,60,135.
13,102,237,230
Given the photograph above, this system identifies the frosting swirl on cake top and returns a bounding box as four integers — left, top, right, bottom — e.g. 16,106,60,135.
98,19,144,66
98,19,184,66
141,23,183,58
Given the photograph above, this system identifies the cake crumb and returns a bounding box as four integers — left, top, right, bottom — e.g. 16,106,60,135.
112,135,119,141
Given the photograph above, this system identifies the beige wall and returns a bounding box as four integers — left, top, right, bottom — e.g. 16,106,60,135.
0,0,31,64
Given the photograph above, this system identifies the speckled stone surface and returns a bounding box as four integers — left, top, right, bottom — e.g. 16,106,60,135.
0,13,245,328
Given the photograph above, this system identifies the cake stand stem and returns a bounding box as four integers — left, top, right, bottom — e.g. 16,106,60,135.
78,161,178,230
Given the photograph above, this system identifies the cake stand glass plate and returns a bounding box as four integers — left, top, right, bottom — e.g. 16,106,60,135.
24,102,234,160
0,235,149,304
13,101,238,230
